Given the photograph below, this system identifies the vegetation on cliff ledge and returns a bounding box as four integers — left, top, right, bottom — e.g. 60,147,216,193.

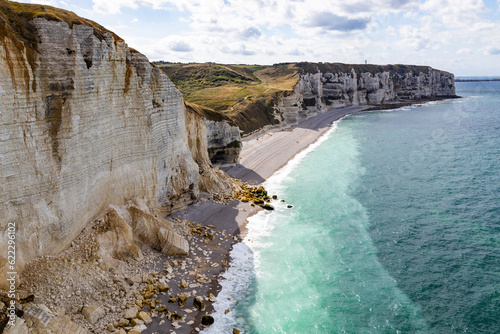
157,62,298,134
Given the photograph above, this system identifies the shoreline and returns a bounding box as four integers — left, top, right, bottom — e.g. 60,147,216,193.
8,98,451,334
164,104,369,333
8,104,366,334
224,105,369,184
151,97,456,333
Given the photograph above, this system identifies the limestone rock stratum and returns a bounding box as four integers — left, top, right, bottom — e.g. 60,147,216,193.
0,1,233,289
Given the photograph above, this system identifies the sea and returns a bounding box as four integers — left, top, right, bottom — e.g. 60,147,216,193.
203,80,500,334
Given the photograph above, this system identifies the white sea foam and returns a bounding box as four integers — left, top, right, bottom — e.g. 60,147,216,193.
201,242,254,333
201,122,340,333
264,122,338,192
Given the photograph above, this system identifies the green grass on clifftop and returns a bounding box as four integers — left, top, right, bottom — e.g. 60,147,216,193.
157,63,298,134
295,62,436,77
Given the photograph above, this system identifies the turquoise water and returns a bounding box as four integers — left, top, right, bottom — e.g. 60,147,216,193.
205,81,500,333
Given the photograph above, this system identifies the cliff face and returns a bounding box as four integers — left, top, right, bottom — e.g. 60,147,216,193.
185,102,241,167
276,63,456,125
184,103,236,198
0,2,233,288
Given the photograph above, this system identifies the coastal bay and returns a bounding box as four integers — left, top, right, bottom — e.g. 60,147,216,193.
161,104,369,333
200,84,500,333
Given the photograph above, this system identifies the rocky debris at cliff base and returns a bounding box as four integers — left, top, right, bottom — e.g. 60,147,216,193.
193,297,205,311
233,181,277,205
11,206,237,334
260,204,274,210
82,305,105,324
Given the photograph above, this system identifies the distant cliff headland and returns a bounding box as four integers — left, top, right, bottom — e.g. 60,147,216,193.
0,0,458,332
157,62,458,134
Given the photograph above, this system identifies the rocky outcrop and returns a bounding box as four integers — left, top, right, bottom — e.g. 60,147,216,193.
275,63,457,125
96,201,190,264
155,62,457,135
185,102,241,166
0,2,234,289
205,119,241,166
184,102,238,199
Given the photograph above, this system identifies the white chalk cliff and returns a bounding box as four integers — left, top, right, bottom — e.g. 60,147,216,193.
0,2,234,289
276,63,457,124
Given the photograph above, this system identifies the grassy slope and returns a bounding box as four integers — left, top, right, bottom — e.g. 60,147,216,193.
184,101,236,125
158,63,299,134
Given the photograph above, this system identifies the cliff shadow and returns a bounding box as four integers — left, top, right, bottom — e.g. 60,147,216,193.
222,164,265,185
169,199,242,233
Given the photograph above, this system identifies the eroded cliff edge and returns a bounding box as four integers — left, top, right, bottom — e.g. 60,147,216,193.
0,1,237,289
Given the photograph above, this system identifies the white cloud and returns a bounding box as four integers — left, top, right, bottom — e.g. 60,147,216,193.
421,0,487,27
221,44,256,56
90,0,418,36
306,12,371,31
171,41,194,52
28,0,60,5
287,48,305,56
239,27,262,40
58,0,497,74
457,48,473,55
91,0,172,15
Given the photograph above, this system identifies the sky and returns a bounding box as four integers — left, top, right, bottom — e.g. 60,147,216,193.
26,0,500,76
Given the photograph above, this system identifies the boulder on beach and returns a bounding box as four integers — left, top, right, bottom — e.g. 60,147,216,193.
201,315,215,327
177,293,188,306
193,296,205,311
81,305,105,324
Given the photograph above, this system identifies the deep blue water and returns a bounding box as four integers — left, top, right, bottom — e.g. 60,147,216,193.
205,81,500,333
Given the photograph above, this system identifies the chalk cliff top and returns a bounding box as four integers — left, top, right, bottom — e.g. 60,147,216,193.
0,0,122,64
0,0,121,40
295,62,457,78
